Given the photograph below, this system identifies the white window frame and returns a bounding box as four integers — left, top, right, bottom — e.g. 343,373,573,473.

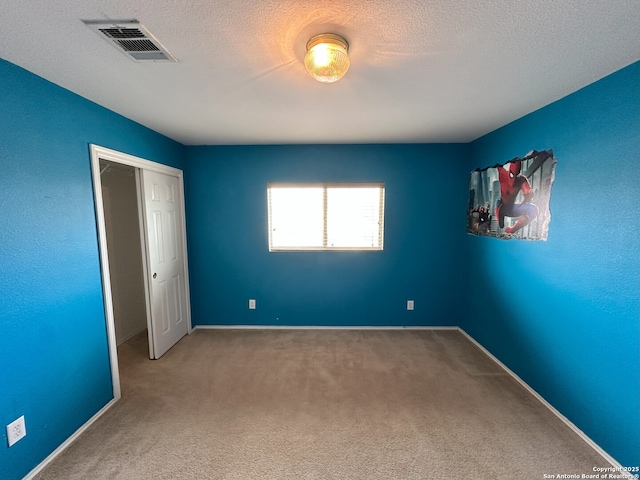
268,182,385,251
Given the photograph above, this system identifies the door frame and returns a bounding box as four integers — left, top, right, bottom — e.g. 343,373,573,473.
89,144,192,400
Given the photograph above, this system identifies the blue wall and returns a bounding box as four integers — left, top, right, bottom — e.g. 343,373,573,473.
2,52,638,477
184,144,470,327
464,62,640,467
0,59,185,480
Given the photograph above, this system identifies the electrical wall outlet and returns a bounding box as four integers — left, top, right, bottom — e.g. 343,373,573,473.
7,415,26,447
407,300,414,311
249,299,256,310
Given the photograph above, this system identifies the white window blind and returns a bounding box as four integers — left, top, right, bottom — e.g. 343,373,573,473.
268,183,385,251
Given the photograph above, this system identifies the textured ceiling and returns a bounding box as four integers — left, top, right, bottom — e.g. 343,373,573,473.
0,1,639,145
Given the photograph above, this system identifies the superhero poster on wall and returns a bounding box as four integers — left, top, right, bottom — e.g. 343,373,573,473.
467,149,557,240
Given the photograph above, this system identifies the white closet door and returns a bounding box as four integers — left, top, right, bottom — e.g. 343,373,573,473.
142,169,188,359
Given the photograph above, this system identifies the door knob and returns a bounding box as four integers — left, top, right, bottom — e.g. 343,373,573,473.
153,273,157,279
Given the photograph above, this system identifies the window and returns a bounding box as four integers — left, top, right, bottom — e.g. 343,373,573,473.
268,183,385,251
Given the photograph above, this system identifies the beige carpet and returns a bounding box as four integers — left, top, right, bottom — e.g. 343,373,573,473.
34,329,608,479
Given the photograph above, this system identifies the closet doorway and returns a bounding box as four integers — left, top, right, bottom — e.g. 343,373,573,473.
90,145,192,400
99,159,147,348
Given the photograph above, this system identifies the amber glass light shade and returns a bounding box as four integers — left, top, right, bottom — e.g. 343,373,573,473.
304,34,350,83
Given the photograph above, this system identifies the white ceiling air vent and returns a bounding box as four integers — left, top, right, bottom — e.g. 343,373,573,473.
83,20,177,62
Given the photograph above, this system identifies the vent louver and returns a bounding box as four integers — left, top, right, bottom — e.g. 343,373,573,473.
83,20,177,62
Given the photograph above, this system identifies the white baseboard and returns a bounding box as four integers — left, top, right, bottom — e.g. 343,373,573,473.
457,327,632,476
193,324,459,331
116,326,147,346
24,398,118,480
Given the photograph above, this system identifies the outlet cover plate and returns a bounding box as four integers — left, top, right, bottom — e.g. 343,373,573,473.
7,415,26,447
249,299,256,310
407,300,414,311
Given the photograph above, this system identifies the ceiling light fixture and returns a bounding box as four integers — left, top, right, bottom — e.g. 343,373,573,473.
304,33,350,83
